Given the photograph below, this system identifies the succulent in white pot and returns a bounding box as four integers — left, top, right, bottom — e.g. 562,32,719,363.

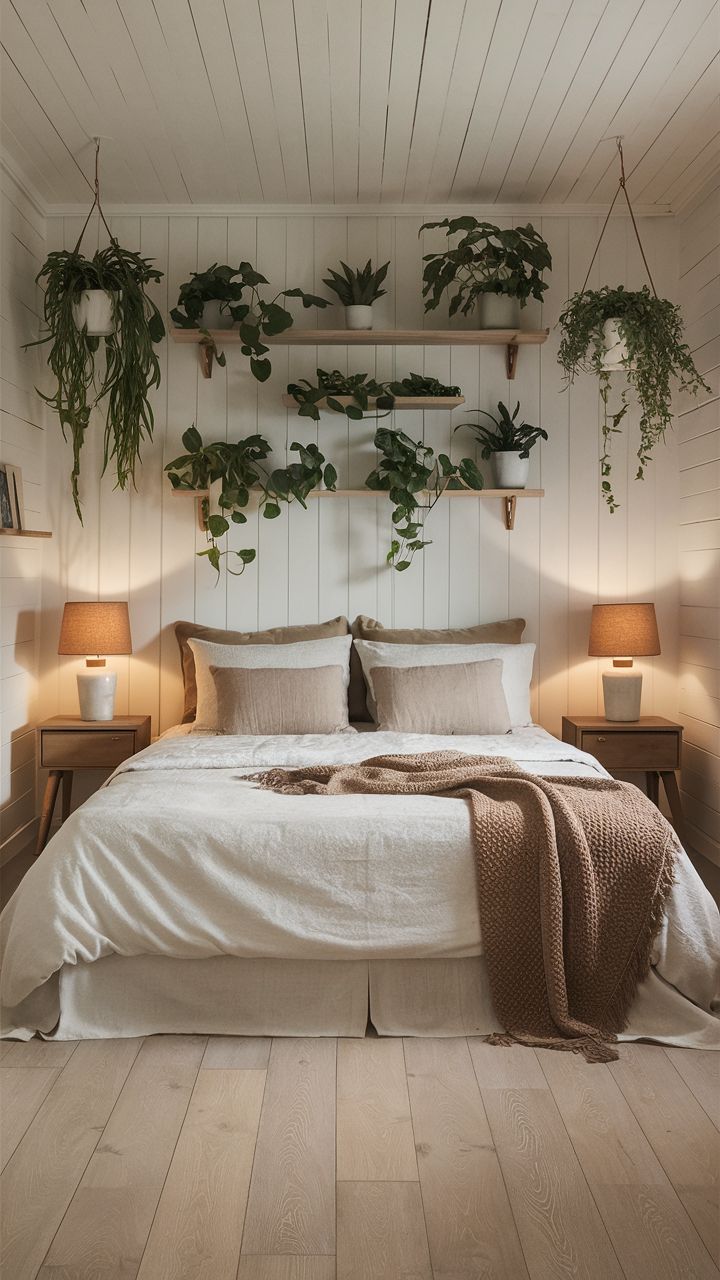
322,259,390,330
456,400,548,490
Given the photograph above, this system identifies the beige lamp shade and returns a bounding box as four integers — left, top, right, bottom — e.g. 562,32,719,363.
588,603,660,658
58,601,132,656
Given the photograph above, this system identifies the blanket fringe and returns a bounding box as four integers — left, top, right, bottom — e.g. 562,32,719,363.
485,1031,620,1064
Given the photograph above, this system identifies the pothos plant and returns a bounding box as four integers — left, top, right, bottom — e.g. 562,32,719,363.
420,217,551,316
165,425,337,576
365,426,484,571
171,261,329,382
27,243,165,520
558,285,710,511
286,369,462,422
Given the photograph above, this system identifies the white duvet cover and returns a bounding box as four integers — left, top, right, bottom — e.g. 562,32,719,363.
1,725,718,1040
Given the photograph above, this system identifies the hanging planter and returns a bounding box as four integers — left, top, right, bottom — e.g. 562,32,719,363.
557,140,709,512
25,141,165,520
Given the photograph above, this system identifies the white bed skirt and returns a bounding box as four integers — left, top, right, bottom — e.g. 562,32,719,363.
34,954,719,1048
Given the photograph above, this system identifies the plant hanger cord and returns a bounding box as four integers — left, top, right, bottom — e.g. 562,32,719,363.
580,139,658,299
72,138,116,256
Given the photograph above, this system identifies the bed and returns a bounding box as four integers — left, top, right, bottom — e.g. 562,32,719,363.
1,723,718,1045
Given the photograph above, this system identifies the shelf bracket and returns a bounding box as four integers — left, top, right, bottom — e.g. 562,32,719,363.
199,341,214,380
503,495,517,531
197,496,209,531
506,342,519,380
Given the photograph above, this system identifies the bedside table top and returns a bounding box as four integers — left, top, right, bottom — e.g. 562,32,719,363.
38,715,151,731
562,715,682,733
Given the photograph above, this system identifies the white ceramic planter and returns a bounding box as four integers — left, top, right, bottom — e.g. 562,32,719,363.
601,318,634,370
493,452,530,489
77,668,117,721
479,293,520,330
200,299,234,330
345,304,373,330
73,289,117,336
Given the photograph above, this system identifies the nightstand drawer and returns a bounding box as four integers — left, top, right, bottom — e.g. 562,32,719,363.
580,731,680,770
41,729,137,768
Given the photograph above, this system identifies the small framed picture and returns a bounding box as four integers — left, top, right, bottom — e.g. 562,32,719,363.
5,464,25,530
0,465,14,530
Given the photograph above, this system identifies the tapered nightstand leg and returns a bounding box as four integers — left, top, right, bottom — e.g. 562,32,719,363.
646,772,660,805
660,770,685,840
61,770,73,822
36,770,62,855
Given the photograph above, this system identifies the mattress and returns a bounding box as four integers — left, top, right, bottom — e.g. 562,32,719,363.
1,725,718,1043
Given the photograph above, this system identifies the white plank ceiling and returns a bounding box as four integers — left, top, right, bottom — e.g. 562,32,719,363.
1,0,718,210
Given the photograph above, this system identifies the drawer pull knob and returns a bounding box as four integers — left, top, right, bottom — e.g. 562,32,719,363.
596,736,606,742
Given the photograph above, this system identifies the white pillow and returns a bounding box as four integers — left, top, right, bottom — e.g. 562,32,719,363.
354,639,535,728
188,634,353,732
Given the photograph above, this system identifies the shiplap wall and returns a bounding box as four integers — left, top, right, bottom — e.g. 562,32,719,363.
37,209,680,745
678,176,720,868
0,163,46,861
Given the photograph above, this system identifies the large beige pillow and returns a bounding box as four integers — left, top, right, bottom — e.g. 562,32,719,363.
188,633,353,732
372,659,511,735
350,615,526,721
211,665,350,735
176,616,349,723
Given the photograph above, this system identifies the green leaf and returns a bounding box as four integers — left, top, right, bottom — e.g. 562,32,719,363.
207,514,229,538
323,463,337,490
263,502,281,519
182,425,202,453
231,510,247,523
250,357,271,382
237,548,256,564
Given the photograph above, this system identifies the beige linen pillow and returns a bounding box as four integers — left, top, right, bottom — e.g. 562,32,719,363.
210,665,349,735
176,616,349,723
350,615,526,721
371,659,511,735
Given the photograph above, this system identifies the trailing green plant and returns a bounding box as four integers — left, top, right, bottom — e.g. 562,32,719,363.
165,425,337,576
558,285,710,511
287,368,394,421
27,243,165,520
365,426,483,570
323,259,390,306
420,217,551,316
385,372,462,397
171,261,329,382
458,401,548,458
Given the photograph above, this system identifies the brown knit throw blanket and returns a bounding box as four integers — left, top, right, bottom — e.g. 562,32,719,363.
253,751,678,1062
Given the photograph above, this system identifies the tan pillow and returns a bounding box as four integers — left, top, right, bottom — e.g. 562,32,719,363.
210,665,350,736
371,659,511,735
176,617,349,723
350,615,525,721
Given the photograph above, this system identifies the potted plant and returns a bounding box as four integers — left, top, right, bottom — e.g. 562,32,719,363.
420,217,551,329
28,243,165,519
172,261,329,382
166,425,337,576
365,426,483,570
458,401,547,489
322,259,389,330
169,263,248,331
558,285,710,510
385,372,462,397
287,368,395,421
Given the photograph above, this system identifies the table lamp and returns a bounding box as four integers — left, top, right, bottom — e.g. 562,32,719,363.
588,603,660,722
58,601,132,721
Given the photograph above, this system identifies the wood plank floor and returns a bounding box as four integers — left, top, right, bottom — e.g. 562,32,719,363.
0,1035,717,1280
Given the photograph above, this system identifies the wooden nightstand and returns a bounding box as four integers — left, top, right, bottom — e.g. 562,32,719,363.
36,715,151,855
562,715,684,835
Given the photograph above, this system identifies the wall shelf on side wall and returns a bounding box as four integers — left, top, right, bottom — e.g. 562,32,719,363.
170,487,543,533
0,528,52,538
170,327,549,381
281,394,465,411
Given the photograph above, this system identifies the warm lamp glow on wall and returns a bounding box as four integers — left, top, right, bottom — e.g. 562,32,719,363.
588,603,660,722
58,601,132,721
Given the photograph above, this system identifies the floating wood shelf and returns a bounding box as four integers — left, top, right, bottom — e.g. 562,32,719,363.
281,394,465,411
172,487,543,532
171,327,549,381
0,527,52,538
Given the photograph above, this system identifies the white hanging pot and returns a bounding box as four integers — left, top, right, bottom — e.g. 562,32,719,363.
345,304,373,330
601,318,635,370
479,293,520,330
493,452,530,489
73,289,117,336
200,299,234,330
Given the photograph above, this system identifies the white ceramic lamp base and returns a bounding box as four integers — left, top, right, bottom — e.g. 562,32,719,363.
77,669,117,721
602,670,642,722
